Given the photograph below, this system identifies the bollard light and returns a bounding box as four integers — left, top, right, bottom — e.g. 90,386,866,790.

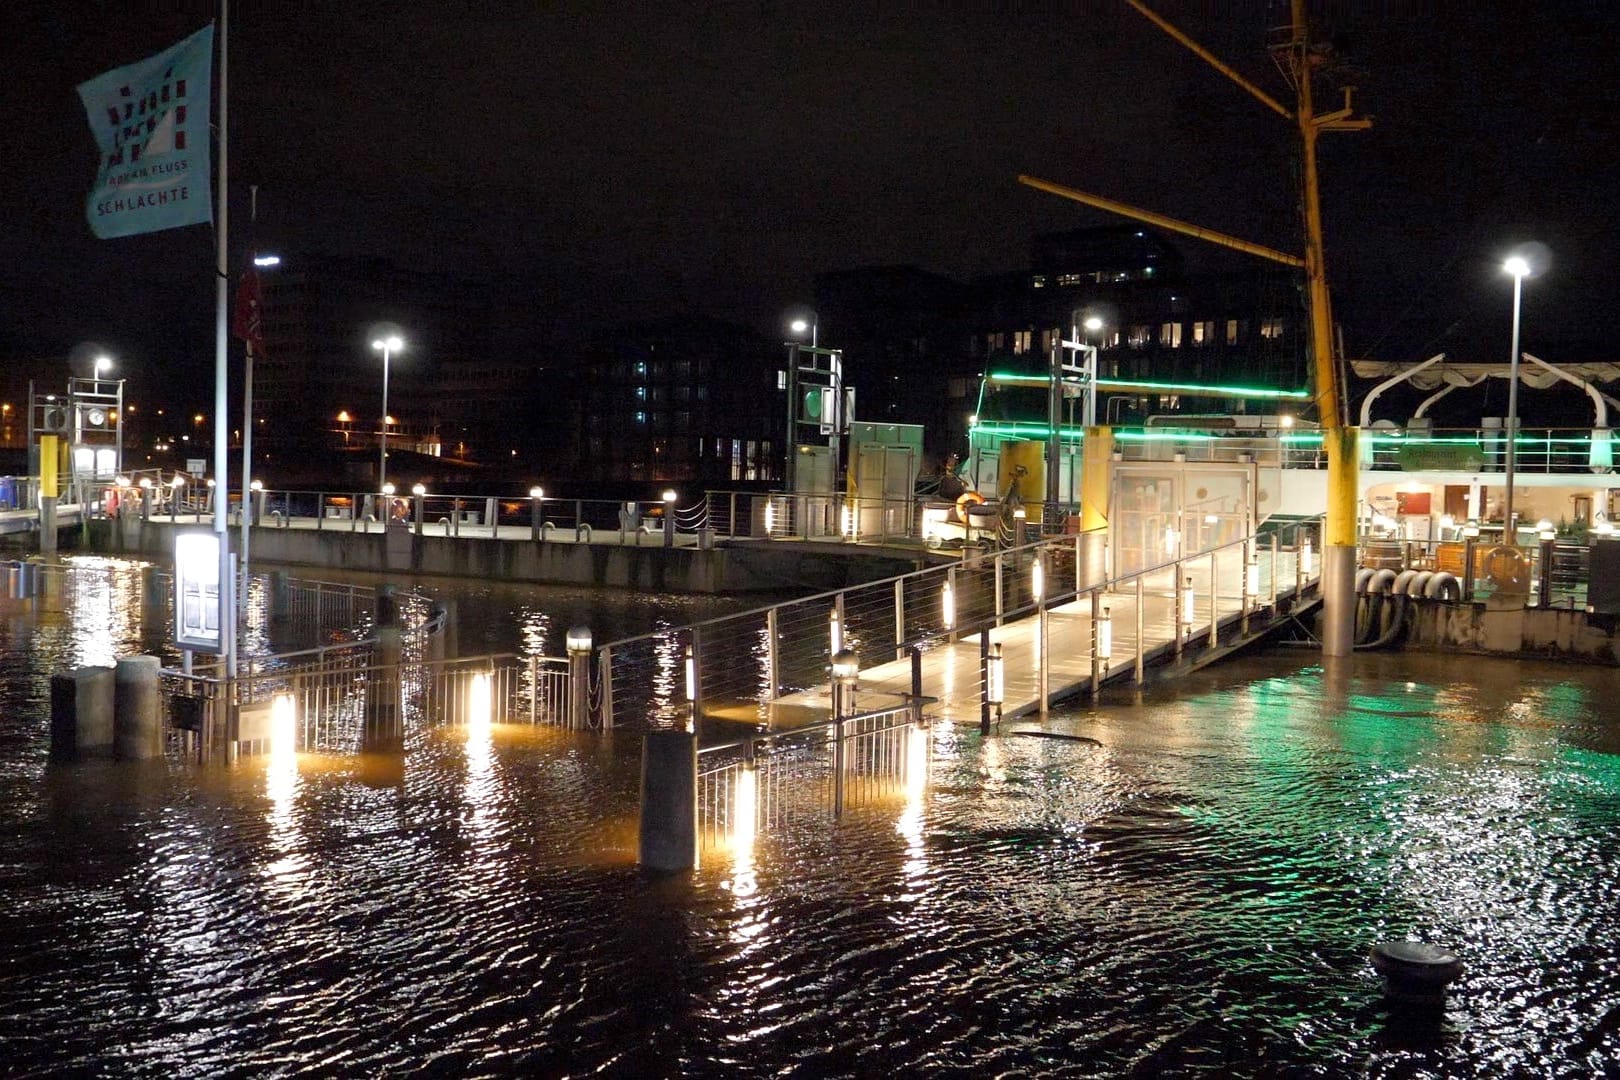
1301,537,1314,575
1097,606,1113,661
381,481,396,496
115,474,130,487
832,647,859,717
138,477,153,490
662,489,677,505
1031,555,1044,602
469,671,493,729
941,580,955,631
986,643,1005,706
733,760,758,854
170,474,185,488
1181,576,1196,626
1462,519,1481,539
684,644,696,702
250,479,264,492
841,502,856,538
829,609,843,656
566,626,592,655
1164,526,1180,554
1538,521,1557,541
763,499,777,535
1204,513,1218,525
529,486,544,500
1245,558,1261,599
206,478,215,488
412,483,426,497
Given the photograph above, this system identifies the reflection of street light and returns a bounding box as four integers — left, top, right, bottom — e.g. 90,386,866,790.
1503,252,1535,542
371,335,404,489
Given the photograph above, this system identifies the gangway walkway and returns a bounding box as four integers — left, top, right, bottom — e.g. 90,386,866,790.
598,523,1322,733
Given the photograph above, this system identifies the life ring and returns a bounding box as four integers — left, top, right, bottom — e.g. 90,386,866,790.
104,487,120,519
1483,545,1530,594
954,490,985,522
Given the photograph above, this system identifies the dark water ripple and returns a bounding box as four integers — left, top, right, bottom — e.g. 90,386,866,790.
6,570,1620,1074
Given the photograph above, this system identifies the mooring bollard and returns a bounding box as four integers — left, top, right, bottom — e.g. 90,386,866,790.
1369,941,1464,1007
269,570,292,626
364,624,403,753
638,728,698,872
50,665,116,761
567,626,592,731
113,655,163,761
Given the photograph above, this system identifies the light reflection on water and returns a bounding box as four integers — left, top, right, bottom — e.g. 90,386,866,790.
2,561,1620,1074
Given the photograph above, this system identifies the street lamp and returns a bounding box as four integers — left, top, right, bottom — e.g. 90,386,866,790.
1502,253,1534,542
371,335,404,489
789,316,817,348
94,355,113,378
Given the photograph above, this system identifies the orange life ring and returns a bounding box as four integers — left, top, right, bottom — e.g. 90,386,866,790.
104,487,120,518
954,490,985,521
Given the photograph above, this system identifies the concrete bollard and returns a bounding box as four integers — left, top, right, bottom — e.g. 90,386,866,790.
50,665,116,761
113,655,163,761
363,625,403,753
1370,941,1464,1007
638,729,698,872
39,495,58,555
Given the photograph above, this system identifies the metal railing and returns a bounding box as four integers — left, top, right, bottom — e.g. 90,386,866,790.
1358,533,1593,609
696,700,926,850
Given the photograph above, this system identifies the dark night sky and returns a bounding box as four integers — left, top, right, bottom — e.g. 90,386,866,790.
4,2,1618,412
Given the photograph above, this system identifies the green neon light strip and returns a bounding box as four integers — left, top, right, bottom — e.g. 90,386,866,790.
985,372,1310,399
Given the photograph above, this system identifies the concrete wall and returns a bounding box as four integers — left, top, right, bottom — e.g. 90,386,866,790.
1405,598,1620,665
98,516,924,595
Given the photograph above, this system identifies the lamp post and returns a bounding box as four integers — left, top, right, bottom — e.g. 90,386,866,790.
371,335,403,490
1503,254,1532,543
662,488,677,548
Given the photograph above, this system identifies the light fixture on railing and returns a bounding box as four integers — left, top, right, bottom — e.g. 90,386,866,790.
1031,555,1044,603
1245,557,1260,599
841,502,856,539
763,498,776,535
831,647,859,718
1097,606,1113,662
941,580,955,631
1462,519,1481,539
381,481,395,496
1164,526,1180,554
1301,537,1314,576
684,644,696,703
1181,576,1196,627
829,609,842,656
528,485,544,500
413,483,427,497
1537,520,1557,542
250,479,264,493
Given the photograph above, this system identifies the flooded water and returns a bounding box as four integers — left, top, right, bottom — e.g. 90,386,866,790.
3,559,1620,1075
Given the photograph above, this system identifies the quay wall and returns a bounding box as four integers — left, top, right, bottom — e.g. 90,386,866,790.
1404,600,1620,666
88,517,927,595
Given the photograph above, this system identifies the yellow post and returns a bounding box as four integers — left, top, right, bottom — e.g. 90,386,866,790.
1077,426,1114,587
39,434,59,498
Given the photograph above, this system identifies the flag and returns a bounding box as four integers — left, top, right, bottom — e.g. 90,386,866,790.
233,266,264,355
77,24,214,239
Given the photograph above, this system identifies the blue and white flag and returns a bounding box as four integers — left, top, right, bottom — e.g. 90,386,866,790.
77,24,214,239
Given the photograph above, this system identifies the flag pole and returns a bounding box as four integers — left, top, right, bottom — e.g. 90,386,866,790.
240,184,255,625
214,0,235,678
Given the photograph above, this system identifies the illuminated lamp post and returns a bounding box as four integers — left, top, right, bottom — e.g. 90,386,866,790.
371,335,404,490
1502,253,1533,544
662,488,677,549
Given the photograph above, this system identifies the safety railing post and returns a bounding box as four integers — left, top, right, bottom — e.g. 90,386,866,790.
1089,588,1102,695
529,653,538,724
599,645,614,730
994,553,1005,627
894,578,906,660
1038,553,1049,717
766,607,780,701
1134,576,1145,684
1270,533,1279,606
1209,550,1219,648
1173,565,1185,659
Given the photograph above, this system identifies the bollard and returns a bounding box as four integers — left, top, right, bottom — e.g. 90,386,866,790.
638,728,698,872
113,655,163,761
364,625,403,753
50,665,116,761
1369,941,1464,1007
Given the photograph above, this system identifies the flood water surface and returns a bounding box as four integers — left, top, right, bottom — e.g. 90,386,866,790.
3,563,1620,1076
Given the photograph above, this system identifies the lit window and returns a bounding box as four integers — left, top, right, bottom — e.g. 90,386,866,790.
1191,320,1214,345
1013,330,1033,354
1128,325,1151,348
1032,275,1047,288
1226,319,1240,345
1160,322,1182,348
1260,317,1285,340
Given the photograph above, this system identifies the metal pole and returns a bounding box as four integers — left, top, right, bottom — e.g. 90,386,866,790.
214,1,235,681
1134,576,1145,684
1090,589,1102,694
979,630,991,736
1173,567,1184,658
1208,550,1219,648
766,607,779,701
894,579,905,660
379,344,390,490
994,552,1004,626
1505,270,1523,542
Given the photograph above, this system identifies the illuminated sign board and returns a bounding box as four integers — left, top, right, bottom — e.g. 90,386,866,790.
174,532,228,654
